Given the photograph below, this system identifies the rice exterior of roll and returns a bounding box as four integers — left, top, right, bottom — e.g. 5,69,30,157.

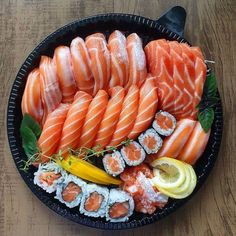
55,174,86,208
152,111,176,136
138,128,163,154
79,184,109,218
120,141,146,166
34,162,66,193
106,189,134,222
103,151,125,176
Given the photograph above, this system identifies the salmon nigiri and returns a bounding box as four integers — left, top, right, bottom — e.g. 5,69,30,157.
78,90,109,148
93,86,125,149
128,76,158,140
58,91,92,156
70,37,94,95
108,85,139,147
108,30,129,87
53,46,77,103
21,69,44,124
178,122,210,165
85,33,110,95
126,33,147,88
39,56,62,121
38,103,70,163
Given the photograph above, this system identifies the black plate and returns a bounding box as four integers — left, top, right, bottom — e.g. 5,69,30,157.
7,6,223,230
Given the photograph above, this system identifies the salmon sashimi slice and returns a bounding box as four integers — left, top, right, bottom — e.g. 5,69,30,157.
84,192,104,212
93,86,125,148
177,122,210,165
191,46,204,60
53,46,77,103
62,182,82,202
108,30,129,87
108,85,139,147
70,37,94,95
85,33,110,95
78,90,109,148
109,202,129,219
126,33,147,88
39,56,62,122
128,76,158,140
147,119,197,163
38,103,70,163
58,91,92,156
21,69,44,124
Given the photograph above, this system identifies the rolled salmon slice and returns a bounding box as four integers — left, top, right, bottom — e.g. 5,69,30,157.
78,90,109,148
38,103,70,163
53,46,77,103
39,56,62,122
108,85,139,147
108,30,129,87
93,86,125,149
128,76,158,140
21,69,44,124
85,33,110,95
57,91,92,156
70,37,94,95
177,122,210,165
126,33,147,88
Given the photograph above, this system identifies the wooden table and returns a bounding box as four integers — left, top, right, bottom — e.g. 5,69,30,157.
1,0,235,235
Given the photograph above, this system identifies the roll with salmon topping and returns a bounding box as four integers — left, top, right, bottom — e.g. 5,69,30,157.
103,151,125,177
55,175,86,208
34,162,66,193
138,129,163,154
152,111,176,136
79,184,109,218
106,189,134,222
120,141,146,166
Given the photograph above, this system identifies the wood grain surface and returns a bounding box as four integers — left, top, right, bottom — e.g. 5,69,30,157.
0,0,235,235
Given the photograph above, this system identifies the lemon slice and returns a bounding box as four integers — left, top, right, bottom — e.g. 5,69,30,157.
151,157,186,190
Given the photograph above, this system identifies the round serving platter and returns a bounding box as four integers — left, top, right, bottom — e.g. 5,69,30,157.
7,7,223,230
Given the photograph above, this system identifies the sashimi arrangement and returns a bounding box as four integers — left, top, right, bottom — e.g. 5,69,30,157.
20,30,218,222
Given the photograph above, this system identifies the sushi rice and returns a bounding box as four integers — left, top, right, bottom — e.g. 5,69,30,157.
34,162,67,193
79,184,109,218
55,174,86,208
106,189,134,222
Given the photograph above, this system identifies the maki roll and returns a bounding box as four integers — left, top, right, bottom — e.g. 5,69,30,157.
120,141,146,166
138,128,163,154
55,175,86,208
80,184,109,218
103,151,125,176
152,111,176,136
34,162,66,193
106,189,134,222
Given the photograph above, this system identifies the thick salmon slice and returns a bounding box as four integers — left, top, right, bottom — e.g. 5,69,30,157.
78,90,108,148
85,33,110,95
62,182,82,202
38,103,70,162
128,76,158,139
109,202,129,219
54,46,77,103
178,122,210,165
108,85,139,147
93,86,125,148
58,91,92,156
21,69,44,124
70,37,94,95
126,33,147,88
108,30,129,87
84,192,104,212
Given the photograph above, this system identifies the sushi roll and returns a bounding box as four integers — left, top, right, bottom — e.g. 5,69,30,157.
79,184,109,218
103,151,125,177
34,162,66,193
152,111,176,136
138,128,163,154
55,175,86,208
106,189,134,222
120,141,146,166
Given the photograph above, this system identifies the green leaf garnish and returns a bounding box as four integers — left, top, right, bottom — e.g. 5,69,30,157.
198,108,214,132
